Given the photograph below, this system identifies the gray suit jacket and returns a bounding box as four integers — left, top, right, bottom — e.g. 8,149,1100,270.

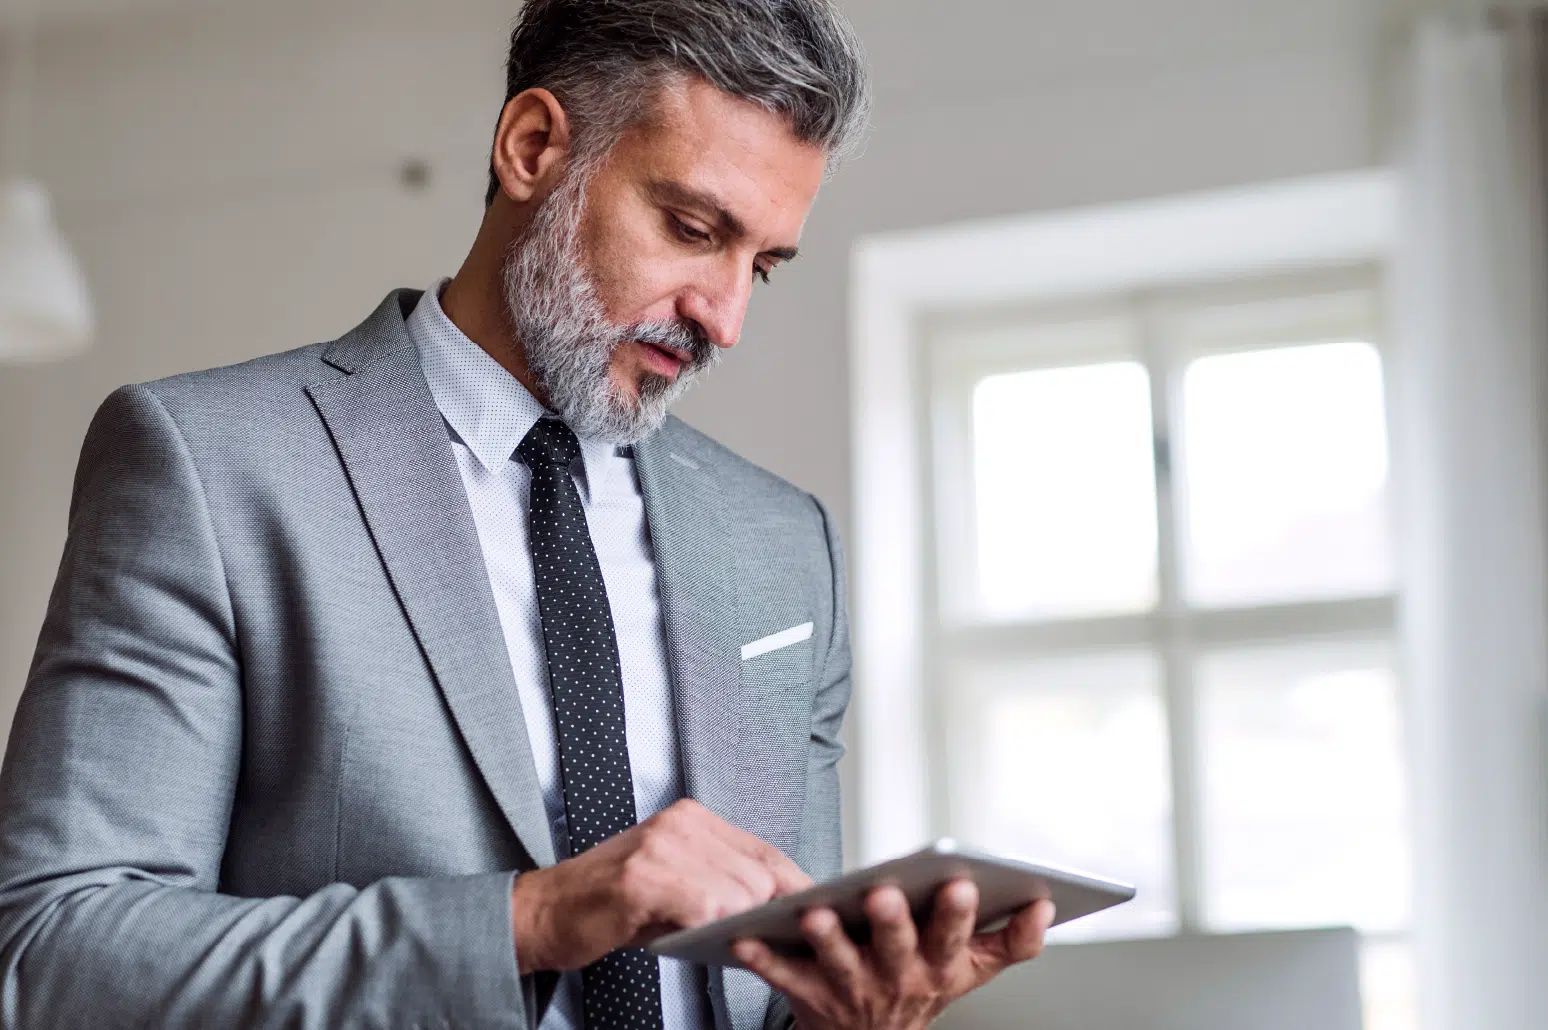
0,291,852,1030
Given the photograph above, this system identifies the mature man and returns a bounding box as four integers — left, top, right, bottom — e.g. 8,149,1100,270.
0,1,1052,1028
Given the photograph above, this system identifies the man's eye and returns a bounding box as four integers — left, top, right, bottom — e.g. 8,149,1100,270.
753,265,772,285
671,215,711,243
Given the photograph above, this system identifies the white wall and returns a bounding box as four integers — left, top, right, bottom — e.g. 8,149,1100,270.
0,0,1389,767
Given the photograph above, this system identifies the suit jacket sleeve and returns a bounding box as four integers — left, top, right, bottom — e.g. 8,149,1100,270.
763,493,855,1030
0,385,532,1030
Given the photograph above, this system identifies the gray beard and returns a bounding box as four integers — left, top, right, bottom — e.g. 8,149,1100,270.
500,172,720,445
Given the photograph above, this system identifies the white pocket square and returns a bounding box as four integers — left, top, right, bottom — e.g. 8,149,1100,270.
741,622,814,661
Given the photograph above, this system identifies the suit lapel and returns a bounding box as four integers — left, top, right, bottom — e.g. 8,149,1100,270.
306,292,556,869
635,428,772,1030
633,429,743,827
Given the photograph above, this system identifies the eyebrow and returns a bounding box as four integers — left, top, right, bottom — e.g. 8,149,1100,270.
646,179,801,262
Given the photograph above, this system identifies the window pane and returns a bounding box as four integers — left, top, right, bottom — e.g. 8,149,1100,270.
1198,641,1412,934
1181,342,1393,606
1363,940,1419,1030
971,363,1158,620
947,652,1175,940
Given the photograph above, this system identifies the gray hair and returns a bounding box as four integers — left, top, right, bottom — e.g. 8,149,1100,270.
501,160,721,442
485,0,872,205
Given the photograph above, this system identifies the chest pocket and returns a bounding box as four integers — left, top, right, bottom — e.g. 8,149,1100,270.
734,619,818,857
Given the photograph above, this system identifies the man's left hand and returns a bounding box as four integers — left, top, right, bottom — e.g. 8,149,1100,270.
731,881,1056,1030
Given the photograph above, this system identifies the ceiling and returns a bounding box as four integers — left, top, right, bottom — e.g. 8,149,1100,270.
9,0,1424,33
846,0,1391,102
4,0,242,30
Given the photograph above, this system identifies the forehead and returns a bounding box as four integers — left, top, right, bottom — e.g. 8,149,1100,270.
609,77,828,242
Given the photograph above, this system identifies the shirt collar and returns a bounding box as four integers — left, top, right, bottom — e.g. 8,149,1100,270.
407,279,617,494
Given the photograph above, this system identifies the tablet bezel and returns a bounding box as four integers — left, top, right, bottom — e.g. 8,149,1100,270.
646,839,1136,968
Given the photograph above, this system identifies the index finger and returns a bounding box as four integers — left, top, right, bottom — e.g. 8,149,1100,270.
920,878,978,965
972,898,1055,968
694,805,814,895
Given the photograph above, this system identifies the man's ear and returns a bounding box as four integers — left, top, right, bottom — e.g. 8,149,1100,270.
491,88,573,204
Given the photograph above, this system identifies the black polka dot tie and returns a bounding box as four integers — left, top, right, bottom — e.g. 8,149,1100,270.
517,418,664,1030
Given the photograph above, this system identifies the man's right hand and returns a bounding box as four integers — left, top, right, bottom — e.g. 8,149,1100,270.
510,798,812,974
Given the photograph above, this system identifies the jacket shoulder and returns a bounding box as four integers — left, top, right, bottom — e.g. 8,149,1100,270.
654,416,820,514
134,290,419,425
144,342,333,401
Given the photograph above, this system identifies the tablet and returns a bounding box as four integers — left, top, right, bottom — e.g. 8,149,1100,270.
647,839,1136,967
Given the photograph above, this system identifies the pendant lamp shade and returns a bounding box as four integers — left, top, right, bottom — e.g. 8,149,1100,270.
0,179,93,362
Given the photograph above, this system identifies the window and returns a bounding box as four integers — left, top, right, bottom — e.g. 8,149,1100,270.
924,273,1413,1030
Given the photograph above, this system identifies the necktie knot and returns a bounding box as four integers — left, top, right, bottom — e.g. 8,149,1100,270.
517,418,582,469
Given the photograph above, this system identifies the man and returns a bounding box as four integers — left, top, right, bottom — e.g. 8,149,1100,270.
0,1,1053,1027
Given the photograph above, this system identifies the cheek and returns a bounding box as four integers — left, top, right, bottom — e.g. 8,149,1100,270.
579,205,687,325
594,263,677,327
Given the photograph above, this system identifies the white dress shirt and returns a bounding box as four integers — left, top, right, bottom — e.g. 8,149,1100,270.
408,281,709,1030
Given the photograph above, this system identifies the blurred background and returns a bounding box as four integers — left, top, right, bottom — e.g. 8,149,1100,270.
2,0,1546,1028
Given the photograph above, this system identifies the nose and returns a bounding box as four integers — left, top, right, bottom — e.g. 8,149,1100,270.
677,260,752,351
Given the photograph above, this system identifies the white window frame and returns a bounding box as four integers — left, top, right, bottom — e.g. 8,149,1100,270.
919,270,1396,934
847,169,1399,868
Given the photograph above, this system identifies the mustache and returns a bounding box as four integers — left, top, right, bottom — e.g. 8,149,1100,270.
626,319,719,373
